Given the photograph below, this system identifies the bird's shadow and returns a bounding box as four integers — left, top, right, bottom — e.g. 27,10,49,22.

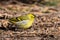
0,26,32,31
0,27,8,31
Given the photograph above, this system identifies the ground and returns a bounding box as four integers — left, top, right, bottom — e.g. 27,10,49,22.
0,0,60,40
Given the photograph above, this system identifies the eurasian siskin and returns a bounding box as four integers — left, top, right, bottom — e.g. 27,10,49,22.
9,13,35,29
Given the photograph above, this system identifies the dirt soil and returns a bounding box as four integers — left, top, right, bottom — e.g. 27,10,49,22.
0,1,60,40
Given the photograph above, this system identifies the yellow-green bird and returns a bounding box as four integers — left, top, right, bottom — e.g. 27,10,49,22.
9,13,35,29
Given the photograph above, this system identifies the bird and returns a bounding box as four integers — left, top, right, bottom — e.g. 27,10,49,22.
9,13,35,29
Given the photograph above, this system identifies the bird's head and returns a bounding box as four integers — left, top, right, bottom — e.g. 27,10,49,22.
27,13,35,20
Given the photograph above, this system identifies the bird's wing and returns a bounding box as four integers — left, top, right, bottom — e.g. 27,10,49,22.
9,15,28,23
17,16,29,21
9,17,18,23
